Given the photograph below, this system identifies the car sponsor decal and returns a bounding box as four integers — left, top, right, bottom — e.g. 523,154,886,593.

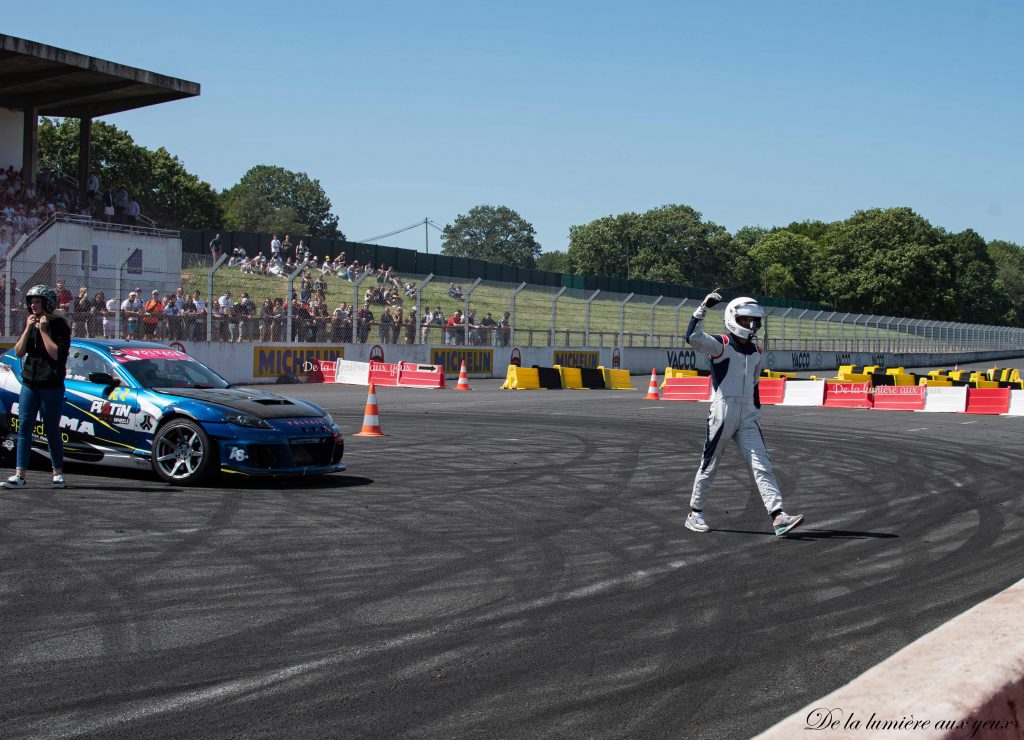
113,348,192,362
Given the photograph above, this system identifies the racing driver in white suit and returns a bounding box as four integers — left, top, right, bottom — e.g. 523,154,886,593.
684,291,803,537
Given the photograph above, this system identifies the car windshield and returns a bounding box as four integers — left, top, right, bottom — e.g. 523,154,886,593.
127,358,232,390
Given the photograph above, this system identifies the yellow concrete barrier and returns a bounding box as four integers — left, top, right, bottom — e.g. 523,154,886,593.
885,367,906,376
501,365,541,390
837,372,872,383
862,365,880,375
891,374,917,386
555,365,585,390
920,377,952,386
599,366,635,390
838,364,856,375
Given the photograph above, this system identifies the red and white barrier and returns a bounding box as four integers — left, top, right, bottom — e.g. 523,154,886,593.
965,387,1012,415
779,380,825,406
824,381,872,409
662,376,712,402
1008,390,1024,416
333,359,445,389
920,385,968,413
872,385,926,412
757,378,787,405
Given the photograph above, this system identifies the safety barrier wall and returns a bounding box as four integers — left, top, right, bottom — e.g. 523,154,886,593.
11,336,1020,387
755,576,1024,740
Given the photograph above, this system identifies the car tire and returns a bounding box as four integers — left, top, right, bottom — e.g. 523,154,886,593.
151,418,217,484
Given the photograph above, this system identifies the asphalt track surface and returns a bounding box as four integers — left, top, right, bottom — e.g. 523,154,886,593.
2,360,1023,739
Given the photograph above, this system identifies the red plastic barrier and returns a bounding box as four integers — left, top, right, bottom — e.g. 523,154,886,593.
368,361,400,387
662,376,712,402
824,381,872,408
965,387,1011,415
757,378,786,405
872,385,926,411
397,362,446,389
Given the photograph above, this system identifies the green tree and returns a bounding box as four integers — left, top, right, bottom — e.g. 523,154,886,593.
441,205,541,268
536,250,572,273
940,229,1009,324
814,207,954,317
567,204,736,288
38,117,221,229
221,165,343,239
988,240,1024,325
735,230,817,299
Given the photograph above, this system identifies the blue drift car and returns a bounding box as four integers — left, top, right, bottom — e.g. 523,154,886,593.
0,340,345,484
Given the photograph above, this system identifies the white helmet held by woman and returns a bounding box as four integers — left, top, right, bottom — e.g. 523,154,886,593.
724,296,764,340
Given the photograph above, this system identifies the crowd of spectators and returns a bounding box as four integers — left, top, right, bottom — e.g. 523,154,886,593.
4,273,512,346
1,167,142,252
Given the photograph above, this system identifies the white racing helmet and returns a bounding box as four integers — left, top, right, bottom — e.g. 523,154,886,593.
724,296,764,340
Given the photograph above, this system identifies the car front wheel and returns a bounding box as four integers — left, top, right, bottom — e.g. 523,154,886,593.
151,418,217,484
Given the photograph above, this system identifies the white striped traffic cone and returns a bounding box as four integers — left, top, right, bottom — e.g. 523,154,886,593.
355,383,384,436
455,360,471,391
644,368,660,400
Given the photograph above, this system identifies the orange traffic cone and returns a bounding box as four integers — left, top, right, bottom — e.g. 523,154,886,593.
355,383,384,436
455,360,471,391
644,368,660,400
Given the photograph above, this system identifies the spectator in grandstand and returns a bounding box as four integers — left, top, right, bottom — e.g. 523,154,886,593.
101,188,115,222
89,291,106,338
270,234,281,260
480,312,498,345
403,307,418,344
281,235,293,262
143,290,164,338
160,291,178,340
404,282,417,299
377,306,395,344
121,291,144,338
113,186,129,224
498,311,511,346
103,293,119,338
392,307,404,344
217,291,236,342
55,280,73,310
126,196,140,226
237,293,256,341
356,302,374,343
209,233,223,260
445,309,464,345
448,283,464,300
190,289,208,341
86,172,99,199
71,287,91,337
258,298,274,341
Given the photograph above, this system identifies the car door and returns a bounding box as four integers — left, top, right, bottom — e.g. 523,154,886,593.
62,347,143,462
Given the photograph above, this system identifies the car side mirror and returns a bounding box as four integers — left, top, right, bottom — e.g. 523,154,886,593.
88,372,120,387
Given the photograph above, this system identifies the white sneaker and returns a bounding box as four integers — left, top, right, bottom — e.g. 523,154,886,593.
1,475,26,489
685,510,710,533
52,474,65,489
773,512,803,537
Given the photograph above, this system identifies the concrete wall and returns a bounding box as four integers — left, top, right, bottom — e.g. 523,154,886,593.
0,108,24,171
755,577,1024,739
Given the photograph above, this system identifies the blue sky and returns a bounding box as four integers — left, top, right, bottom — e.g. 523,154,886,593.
5,1,1022,252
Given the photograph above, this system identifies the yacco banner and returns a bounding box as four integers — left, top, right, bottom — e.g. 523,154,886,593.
553,350,599,369
430,348,493,375
253,345,346,378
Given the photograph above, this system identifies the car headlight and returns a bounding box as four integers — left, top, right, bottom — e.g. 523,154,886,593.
225,413,273,429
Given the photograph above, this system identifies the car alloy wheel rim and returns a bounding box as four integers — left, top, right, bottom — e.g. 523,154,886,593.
155,424,204,479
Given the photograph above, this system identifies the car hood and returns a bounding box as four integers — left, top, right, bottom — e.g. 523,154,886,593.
155,387,325,419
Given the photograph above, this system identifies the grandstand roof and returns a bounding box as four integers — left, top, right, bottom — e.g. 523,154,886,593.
0,34,199,118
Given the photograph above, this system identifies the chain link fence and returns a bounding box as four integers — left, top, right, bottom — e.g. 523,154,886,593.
5,226,1024,354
